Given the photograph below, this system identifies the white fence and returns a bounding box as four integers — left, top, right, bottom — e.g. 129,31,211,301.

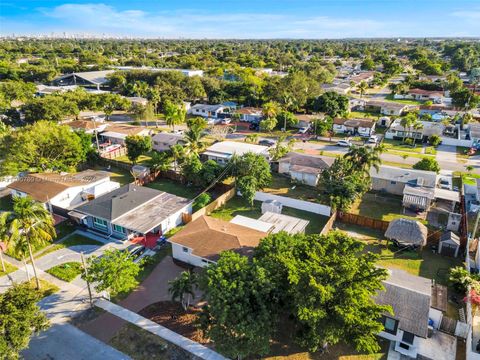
253,191,331,216
441,136,473,148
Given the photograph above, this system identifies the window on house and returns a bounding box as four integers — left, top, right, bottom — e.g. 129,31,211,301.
402,331,415,345
112,224,126,234
399,342,410,350
382,316,398,335
182,247,189,253
93,217,107,229
390,181,397,184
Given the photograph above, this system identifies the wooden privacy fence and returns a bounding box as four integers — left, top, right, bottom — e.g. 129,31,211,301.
187,187,237,222
337,212,390,231
320,211,337,235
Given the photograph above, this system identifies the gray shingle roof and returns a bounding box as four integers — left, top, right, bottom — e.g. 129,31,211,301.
279,152,334,174
370,165,437,188
74,184,163,221
375,269,432,338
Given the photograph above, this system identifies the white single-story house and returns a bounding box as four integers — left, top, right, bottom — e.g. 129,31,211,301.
99,125,151,146
66,120,108,134
235,107,263,122
375,269,454,360
8,170,120,212
201,141,270,165
169,215,267,268
407,88,444,102
70,184,192,245
385,119,444,141
189,104,227,118
52,70,115,90
370,165,438,196
333,118,376,137
321,82,351,95
362,100,417,116
152,132,185,152
278,152,333,187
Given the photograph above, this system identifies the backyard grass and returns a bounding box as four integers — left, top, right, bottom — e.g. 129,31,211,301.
350,192,427,224
115,154,153,166
0,261,17,276
0,194,13,211
210,196,329,234
263,174,326,204
145,178,199,199
348,111,381,120
335,223,461,285
90,164,134,185
46,262,82,282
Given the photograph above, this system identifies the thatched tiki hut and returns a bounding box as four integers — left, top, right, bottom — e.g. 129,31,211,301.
385,218,428,249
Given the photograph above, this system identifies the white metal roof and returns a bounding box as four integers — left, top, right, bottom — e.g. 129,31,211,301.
434,188,460,202
230,215,273,233
258,211,309,235
204,141,269,158
100,131,127,140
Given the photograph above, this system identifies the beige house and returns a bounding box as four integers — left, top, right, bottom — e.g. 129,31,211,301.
370,166,437,196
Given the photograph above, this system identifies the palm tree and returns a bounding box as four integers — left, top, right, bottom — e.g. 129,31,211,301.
184,118,207,155
7,196,56,289
345,143,384,175
168,271,197,311
262,101,281,119
357,81,368,98
148,151,173,177
400,113,415,144
0,212,11,274
411,121,423,148
164,101,186,132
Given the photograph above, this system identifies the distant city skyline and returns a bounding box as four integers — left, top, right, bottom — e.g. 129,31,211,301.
1,1,479,39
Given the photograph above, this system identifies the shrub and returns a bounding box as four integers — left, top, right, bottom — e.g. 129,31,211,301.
428,134,442,147
413,157,440,173
193,193,211,211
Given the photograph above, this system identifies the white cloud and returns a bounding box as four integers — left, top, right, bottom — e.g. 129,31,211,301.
452,9,480,20
35,3,398,38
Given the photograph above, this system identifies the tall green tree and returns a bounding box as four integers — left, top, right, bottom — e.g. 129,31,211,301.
254,231,391,353
164,100,186,132
312,91,349,117
168,271,198,311
125,135,152,164
413,157,441,173
0,283,49,359
345,144,384,175
184,117,207,155
269,135,295,161
82,249,142,297
357,81,369,98
231,153,272,205
7,196,56,289
199,252,275,359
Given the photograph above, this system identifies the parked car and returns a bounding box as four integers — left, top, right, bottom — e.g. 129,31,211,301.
220,118,231,125
124,244,146,260
336,140,352,147
259,139,276,147
368,135,379,144
297,127,309,134
249,122,260,131
438,177,451,190
171,129,184,134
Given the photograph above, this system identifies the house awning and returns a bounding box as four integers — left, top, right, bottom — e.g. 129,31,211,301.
68,210,88,220
403,194,429,209
434,188,460,202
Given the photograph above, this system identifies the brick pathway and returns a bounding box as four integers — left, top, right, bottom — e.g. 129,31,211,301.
80,255,184,342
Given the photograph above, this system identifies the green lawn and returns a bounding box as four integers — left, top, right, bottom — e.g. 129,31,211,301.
457,146,471,160
0,261,17,276
115,154,153,166
263,174,327,204
90,164,134,185
210,196,329,234
350,192,427,224
46,262,82,282
0,194,13,211
384,94,423,105
33,234,104,260
335,223,461,285
461,173,480,186
55,221,77,239
382,139,424,154
348,111,380,120
145,178,199,199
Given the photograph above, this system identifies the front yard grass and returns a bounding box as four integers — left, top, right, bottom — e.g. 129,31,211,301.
0,261,17,276
145,178,199,199
32,234,104,260
456,146,471,160
384,94,423,105
210,196,329,234
382,139,424,153
46,262,82,282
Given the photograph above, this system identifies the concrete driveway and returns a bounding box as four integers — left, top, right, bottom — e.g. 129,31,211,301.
436,145,457,163
22,322,130,360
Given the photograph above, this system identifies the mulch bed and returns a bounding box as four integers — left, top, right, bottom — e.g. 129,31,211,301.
139,301,209,344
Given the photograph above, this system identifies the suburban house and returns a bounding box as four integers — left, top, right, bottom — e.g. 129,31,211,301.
385,119,444,141
293,114,322,129
468,123,480,146
332,118,375,137
321,82,351,95
52,70,115,90
112,66,204,77
278,152,334,186
99,124,151,146
188,104,227,118
8,170,120,212
235,107,263,122
151,132,185,152
407,88,444,102
349,71,375,84
375,269,455,360
370,165,438,196
70,184,192,246
201,141,270,165
66,120,108,134
169,215,268,267
361,100,416,116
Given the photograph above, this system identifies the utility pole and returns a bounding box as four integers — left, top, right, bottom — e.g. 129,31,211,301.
80,252,93,307
91,117,100,152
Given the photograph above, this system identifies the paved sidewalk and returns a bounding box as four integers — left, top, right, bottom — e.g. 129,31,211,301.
96,299,225,360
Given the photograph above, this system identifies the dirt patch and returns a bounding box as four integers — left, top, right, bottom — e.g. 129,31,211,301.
139,301,209,344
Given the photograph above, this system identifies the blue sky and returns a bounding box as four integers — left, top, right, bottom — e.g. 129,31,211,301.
1,1,479,38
